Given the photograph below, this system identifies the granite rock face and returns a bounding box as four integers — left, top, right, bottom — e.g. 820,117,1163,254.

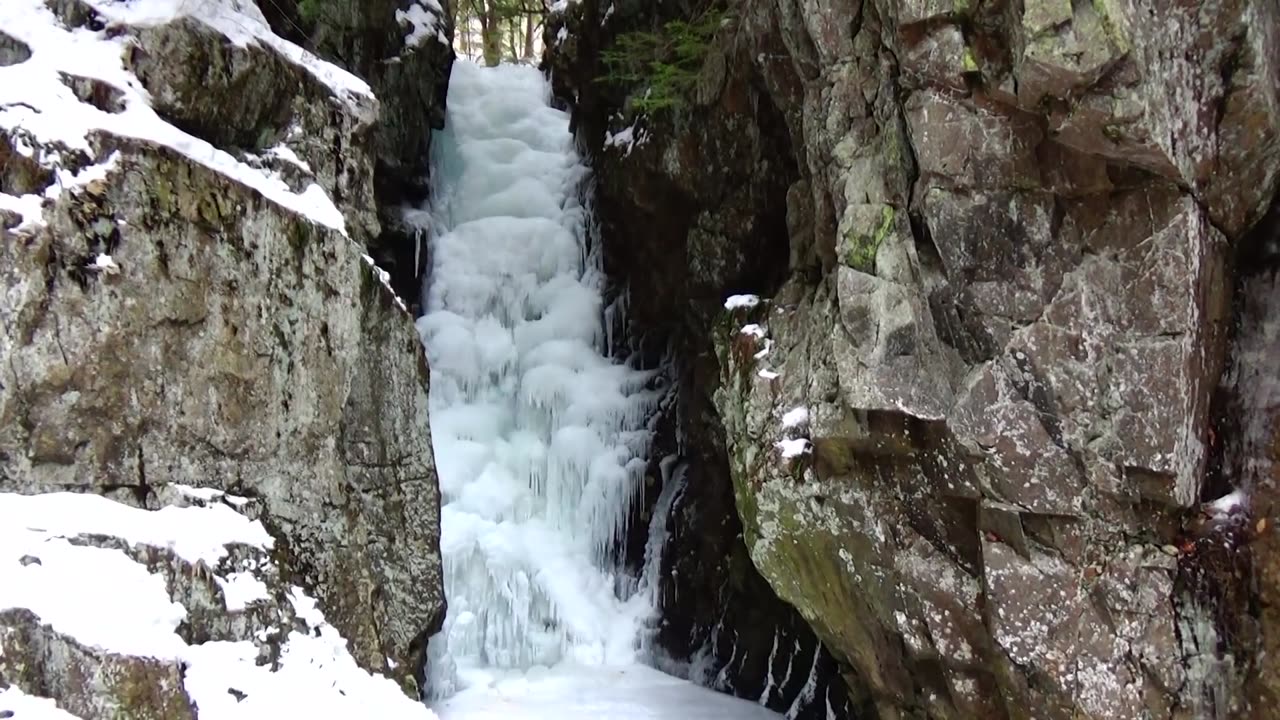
259,0,455,302
547,0,1280,716
0,0,448,708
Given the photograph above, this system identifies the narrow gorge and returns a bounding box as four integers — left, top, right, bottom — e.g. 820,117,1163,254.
0,0,1278,719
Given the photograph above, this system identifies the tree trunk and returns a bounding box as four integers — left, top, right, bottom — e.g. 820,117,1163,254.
523,12,535,61
480,0,502,66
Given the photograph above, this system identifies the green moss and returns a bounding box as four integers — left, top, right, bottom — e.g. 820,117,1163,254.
1102,123,1125,142
953,0,971,15
845,205,895,273
1091,0,1131,52
962,46,980,73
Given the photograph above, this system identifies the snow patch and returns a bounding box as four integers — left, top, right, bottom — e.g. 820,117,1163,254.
0,191,45,232
90,253,120,275
396,0,448,48
216,571,271,612
1205,489,1248,517
603,121,649,157
775,438,812,460
781,406,809,429
0,492,272,565
0,686,84,720
724,294,761,310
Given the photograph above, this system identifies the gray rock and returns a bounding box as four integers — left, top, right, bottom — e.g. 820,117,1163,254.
546,0,1280,715
0,3,445,708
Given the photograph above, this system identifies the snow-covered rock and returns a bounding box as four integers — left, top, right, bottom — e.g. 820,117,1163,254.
0,0,446,712
0,491,438,719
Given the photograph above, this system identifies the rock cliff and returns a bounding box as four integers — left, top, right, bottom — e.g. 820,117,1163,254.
546,0,1280,717
1,0,451,712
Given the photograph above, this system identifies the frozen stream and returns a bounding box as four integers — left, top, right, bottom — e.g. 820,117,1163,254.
415,61,779,718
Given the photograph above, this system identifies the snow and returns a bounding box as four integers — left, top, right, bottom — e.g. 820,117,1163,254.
266,144,313,173
0,492,272,565
216,571,271,612
172,483,251,507
363,254,410,313
1206,489,1248,516
0,491,438,720
0,686,84,720
724,294,761,310
757,368,780,380
603,122,649,157
740,324,766,339
781,406,809,429
0,0,353,235
0,529,188,658
775,438,812,459
90,253,120,274
397,1,448,48
0,191,46,232
754,338,773,360
433,664,781,719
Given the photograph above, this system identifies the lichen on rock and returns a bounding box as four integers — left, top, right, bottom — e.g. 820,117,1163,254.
0,0,448,714
546,0,1280,715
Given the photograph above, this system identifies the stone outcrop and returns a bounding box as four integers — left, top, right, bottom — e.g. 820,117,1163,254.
546,0,1280,717
260,0,455,303
1,0,450,709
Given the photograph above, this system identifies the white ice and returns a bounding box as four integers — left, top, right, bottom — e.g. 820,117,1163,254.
417,61,779,718
433,664,780,719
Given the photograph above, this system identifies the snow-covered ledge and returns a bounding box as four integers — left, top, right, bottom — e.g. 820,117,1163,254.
0,490,437,718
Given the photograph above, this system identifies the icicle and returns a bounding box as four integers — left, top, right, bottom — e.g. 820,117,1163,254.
418,61,660,696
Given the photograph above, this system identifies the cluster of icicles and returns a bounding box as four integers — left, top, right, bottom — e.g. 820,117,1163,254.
414,61,664,696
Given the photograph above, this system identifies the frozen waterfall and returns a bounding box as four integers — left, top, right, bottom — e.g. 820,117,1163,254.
415,61,781,719
416,59,658,691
